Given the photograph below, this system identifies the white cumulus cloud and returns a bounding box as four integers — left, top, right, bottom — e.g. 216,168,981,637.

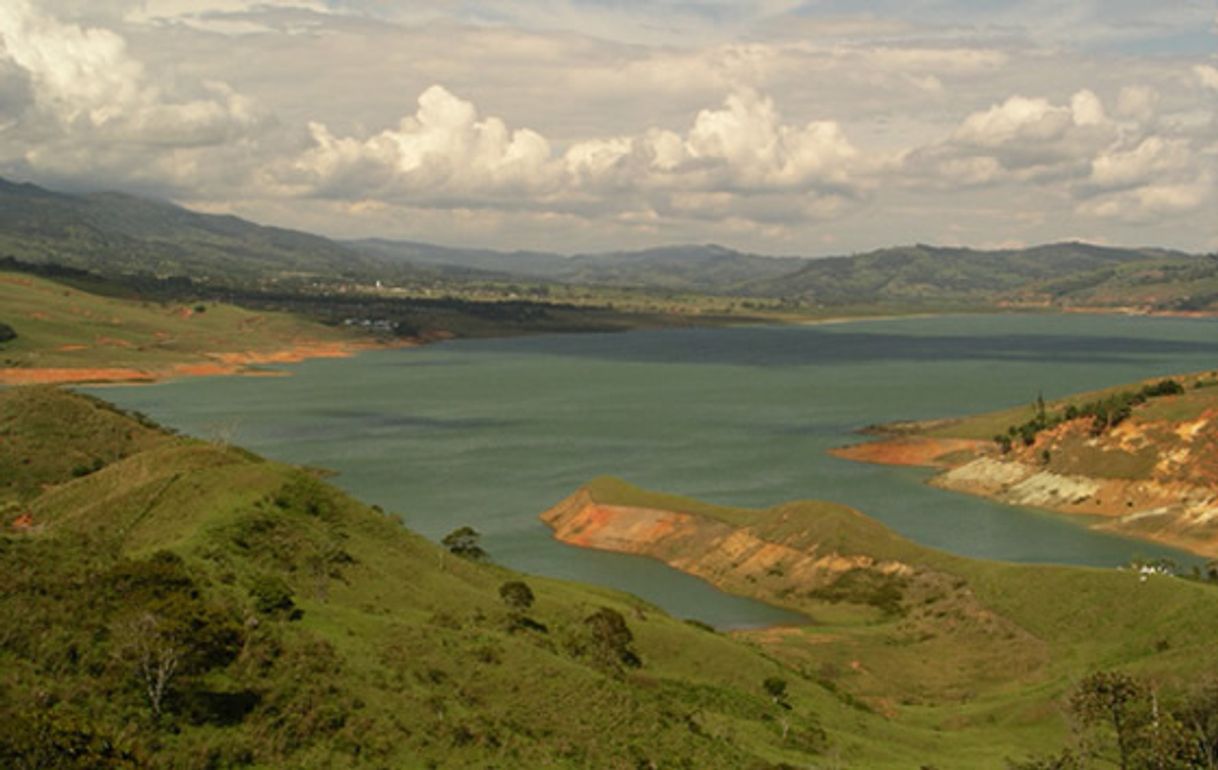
0,0,264,189
276,85,870,222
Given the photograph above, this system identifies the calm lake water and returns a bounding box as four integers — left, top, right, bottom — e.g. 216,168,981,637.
88,313,1218,628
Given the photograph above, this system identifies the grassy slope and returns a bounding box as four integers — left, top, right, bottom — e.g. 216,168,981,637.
0,270,358,375
577,477,1218,760
4,387,978,769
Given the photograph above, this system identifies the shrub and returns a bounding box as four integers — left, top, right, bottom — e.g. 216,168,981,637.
442,526,487,561
498,581,534,611
249,575,298,618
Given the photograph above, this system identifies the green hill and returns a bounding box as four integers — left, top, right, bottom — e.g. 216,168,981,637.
9,388,1218,766
0,178,427,286
0,269,364,382
740,241,1204,307
546,477,1218,765
0,386,937,769
5,176,1216,313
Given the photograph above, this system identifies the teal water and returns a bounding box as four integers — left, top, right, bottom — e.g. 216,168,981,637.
87,313,1218,628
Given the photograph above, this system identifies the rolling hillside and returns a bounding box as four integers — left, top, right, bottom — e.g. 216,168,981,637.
8,388,1218,765
0,269,372,384
544,477,1218,765
0,178,420,285
0,386,978,769
740,242,1202,305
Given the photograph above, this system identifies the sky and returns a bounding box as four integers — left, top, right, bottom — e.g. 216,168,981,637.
0,1,1214,256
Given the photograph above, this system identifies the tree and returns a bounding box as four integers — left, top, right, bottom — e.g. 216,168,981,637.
0,704,142,770
1127,712,1205,769
249,574,298,618
498,580,534,611
584,607,641,669
763,677,789,706
114,612,181,720
1177,677,1218,768
1070,670,1148,770
1006,749,1083,769
442,526,487,561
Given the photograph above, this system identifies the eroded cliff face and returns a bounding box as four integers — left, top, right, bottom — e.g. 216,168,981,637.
839,406,1218,557
542,488,909,603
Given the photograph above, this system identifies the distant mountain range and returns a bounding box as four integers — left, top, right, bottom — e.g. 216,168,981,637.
2,176,1215,310
0,177,418,284
348,239,800,292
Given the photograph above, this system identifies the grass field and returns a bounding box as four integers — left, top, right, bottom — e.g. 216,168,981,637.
0,271,363,380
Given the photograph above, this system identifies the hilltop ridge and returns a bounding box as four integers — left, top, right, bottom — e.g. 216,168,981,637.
4,176,1217,313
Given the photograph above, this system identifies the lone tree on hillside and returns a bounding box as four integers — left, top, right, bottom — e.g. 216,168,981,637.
498,580,534,612
442,526,487,561
763,677,789,707
584,607,641,670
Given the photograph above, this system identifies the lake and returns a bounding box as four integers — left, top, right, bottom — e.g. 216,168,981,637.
87,313,1218,628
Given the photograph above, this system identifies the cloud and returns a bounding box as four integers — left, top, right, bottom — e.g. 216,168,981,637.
1196,64,1218,92
1115,85,1158,123
1088,136,1191,190
1076,175,1212,223
274,85,870,224
0,0,264,187
276,85,560,201
0,1,1214,255
949,91,1113,161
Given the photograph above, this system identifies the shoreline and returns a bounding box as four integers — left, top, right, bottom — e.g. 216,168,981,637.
833,432,1218,560
0,336,424,387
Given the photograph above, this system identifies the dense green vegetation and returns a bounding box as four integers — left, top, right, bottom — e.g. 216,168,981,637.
1011,670,1218,769
11,387,1218,766
1,387,926,769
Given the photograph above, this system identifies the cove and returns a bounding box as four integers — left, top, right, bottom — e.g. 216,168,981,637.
86,313,1218,628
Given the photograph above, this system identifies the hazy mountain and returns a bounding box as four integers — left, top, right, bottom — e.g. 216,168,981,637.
740,241,1201,305
0,178,414,284
350,237,570,279
351,238,806,292
2,177,1212,309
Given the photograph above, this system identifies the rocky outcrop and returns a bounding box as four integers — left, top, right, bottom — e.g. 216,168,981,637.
838,403,1218,557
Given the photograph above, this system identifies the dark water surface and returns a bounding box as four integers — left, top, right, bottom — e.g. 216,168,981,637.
88,313,1218,627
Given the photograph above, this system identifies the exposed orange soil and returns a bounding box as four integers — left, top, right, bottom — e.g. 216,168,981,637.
94,336,135,348
0,367,157,384
0,338,418,386
542,489,908,606
836,413,1218,558
830,437,986,467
